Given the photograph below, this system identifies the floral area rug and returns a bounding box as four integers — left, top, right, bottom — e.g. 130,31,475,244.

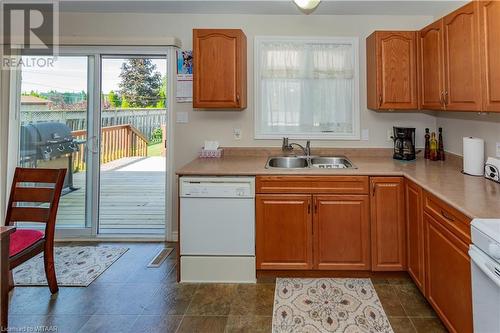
13,246,128,287
272,278,394,333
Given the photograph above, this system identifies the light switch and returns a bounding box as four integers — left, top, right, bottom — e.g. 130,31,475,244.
176,112,188,123
496,142,500,158
361,129,369,141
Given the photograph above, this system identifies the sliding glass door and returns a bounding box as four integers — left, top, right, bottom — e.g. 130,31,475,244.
98,56,167,234
17,55,93,234
13,48,171,238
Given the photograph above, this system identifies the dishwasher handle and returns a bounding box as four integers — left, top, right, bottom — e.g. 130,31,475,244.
470,245,500,289
180,177,255,198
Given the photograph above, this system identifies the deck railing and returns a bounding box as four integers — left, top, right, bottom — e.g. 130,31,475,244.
72,124,148,171
21,108,167,142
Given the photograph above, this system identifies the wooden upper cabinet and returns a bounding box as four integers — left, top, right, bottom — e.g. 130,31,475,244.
193,29,247,109
405,180,425,293
370,177,406,271
479,1,500,112
313,195,370,271
419,20,446,110
255,194,312,270
424,212,473,333
443,2,482,111
367,31,418,110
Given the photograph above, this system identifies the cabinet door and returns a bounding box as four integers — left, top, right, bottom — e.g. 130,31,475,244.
480,1,500,111
193,29,247,109
406,180,425,293
256,194,312,270
313,195,370,270
377,32,418,110
370,177,406,271
419,20,446,110
424,212,473,333
443,2,482,111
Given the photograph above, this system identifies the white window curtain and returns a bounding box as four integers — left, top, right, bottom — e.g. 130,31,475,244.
256,38,359,139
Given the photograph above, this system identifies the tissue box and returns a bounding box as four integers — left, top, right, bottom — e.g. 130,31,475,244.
200,148,224,158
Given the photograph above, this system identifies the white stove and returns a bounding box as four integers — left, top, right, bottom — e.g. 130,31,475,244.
469,218,500,333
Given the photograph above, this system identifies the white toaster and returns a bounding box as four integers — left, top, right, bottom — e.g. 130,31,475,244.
485,157,500,183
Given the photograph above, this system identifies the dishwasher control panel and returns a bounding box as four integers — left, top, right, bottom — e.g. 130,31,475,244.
180,177,255,198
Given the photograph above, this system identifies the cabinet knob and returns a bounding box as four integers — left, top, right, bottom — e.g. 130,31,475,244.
236,94,240,102
440,209,455,222
378,95,382,107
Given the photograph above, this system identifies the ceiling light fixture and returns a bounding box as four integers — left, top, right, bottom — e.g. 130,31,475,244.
293,0,321,14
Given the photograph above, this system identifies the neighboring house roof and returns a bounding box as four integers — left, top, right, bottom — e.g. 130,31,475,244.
20,95,52,105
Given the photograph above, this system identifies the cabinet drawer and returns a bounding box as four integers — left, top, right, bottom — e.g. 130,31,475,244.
423,191,471,244
256,176,369,194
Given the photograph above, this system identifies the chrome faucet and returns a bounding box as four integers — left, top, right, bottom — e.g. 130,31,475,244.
281,137,311,156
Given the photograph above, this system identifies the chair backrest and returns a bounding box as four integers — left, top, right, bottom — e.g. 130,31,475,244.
5,168,67,240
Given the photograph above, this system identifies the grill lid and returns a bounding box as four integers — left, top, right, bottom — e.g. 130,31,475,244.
27,122,73,144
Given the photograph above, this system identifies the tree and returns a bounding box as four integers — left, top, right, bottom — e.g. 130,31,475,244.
121,96,130,108
108,90,121,108
156,77,167,108
118,59,161,108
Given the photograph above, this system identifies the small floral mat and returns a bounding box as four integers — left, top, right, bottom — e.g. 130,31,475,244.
272,278,394,333
13,246,128,287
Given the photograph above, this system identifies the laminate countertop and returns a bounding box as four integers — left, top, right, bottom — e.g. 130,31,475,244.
177,153,500,219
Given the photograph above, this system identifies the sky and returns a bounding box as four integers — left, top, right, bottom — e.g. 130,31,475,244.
20,56,167,94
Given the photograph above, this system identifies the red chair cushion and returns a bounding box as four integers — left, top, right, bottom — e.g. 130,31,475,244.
9,229,44,257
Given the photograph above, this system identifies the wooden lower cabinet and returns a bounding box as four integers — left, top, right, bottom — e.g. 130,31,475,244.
254,175,473,330
370,177,406,271
313,195,370,270
256,194,313,270
424,212,473,333
406,180,425,293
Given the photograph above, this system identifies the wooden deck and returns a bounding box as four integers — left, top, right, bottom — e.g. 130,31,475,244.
57,157,166,233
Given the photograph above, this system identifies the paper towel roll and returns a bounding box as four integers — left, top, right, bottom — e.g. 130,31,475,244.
463,137,485,176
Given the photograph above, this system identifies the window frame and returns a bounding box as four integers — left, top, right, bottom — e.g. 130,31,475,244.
254,36,360,140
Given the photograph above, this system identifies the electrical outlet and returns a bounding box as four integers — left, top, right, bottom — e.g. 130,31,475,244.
496,142,500,158
233,128,241,140
387,129,393,142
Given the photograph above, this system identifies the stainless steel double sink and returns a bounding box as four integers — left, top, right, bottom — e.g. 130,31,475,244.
265,156,356,169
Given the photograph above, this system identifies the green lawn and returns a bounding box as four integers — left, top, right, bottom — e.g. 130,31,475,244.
147,143,163,157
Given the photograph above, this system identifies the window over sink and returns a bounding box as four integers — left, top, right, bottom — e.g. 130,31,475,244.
254,36,360,140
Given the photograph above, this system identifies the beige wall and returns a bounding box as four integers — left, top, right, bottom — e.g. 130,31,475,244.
435,112,500,158
59,12,438,170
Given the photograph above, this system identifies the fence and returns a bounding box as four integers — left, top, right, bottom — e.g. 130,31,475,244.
21,108,167,142
72,124,148,171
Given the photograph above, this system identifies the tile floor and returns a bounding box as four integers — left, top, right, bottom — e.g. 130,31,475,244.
8,242,447,333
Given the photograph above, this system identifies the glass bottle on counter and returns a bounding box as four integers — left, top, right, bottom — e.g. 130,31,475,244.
438,127,445,161
424,128,430,159
429,132,438,161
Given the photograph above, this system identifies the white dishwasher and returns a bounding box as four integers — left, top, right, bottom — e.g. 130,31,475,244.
179,176,255,283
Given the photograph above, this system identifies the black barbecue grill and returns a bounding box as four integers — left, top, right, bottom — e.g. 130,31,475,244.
20,122,86,192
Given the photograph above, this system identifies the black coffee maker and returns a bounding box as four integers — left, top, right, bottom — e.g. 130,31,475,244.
392,127,416,161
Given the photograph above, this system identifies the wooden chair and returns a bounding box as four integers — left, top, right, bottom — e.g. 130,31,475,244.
6,168,66,294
